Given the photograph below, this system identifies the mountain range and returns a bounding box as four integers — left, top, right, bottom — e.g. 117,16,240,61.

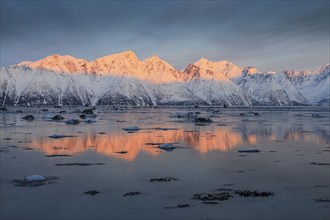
1,50,329,106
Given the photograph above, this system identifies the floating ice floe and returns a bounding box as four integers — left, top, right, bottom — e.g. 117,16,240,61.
12,175,59,187
158,143,176,151
42,112,53,120
48,134,75,139
65,119,80,125
122,126,140,133
24,175,46,182
84,119,96,124
86,114,97,118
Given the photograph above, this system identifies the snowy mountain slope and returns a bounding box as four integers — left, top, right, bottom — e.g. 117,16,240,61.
141,55,182,83
232,66,309,105
273,73,308,104
194,58,243,78
0,65,251,106
90,51,141,75
1,51,328,106
284,64,330,105
18,51,182,83
18,54,90,74
0,66,157,106
182,64,253,105
192,59,310,105
235,72,292,105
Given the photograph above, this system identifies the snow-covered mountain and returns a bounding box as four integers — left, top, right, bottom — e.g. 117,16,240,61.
192,59,312,106
18,54,90,74
229,66,308,105
1,51,328,106
235,71,301,105
17,51,182,82
194,58,243,78
182,64,253,105
284,64,330,105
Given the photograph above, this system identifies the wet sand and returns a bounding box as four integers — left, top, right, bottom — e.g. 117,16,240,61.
1,106,329,220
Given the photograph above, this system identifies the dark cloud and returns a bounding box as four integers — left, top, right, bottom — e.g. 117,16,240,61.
1,0,329,72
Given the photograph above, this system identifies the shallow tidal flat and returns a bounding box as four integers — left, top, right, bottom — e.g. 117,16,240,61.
0,106,329,220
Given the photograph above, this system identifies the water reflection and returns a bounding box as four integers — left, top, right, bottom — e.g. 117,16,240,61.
29,128,256,160
1,110,329,161
17,125,329,160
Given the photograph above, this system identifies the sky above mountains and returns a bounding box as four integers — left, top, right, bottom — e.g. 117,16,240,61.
1,0,329,72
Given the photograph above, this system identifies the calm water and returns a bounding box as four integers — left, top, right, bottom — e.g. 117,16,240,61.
1,106,329,220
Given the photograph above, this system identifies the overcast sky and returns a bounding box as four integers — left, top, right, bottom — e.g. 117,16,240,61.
1,0,329,72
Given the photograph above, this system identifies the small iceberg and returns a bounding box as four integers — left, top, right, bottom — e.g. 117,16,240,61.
65,119,80,125
84,119,96,124
12,175,59,186
48,134,75,139
80,114,97,119
158,143,176,151
42,113,54,120
122,126,140,133
24,175,46,182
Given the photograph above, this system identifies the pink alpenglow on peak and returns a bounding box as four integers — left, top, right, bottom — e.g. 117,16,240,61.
2,51,329,106
319,63,330,75
242,66,258,76
17,51,182,83
194,58,243,78
90,51,141,75
183,63,228,81
142,55,182,83
18,54,90,74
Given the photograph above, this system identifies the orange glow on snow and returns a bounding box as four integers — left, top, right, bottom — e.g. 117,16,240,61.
29,128,256,160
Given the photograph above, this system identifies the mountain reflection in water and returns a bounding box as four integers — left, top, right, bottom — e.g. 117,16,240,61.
27,125,327,161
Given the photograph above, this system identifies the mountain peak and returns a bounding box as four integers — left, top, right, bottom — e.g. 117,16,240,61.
50,54,61,58
142,55,176,72
195,58,232,65
143,54,162,62
97,50,138,60
183,63,229,81
242,66,258,76
151,54,160,60
196,57,209,64
194,58,242,78
16,54,89,73
319,63,330,74
121,50,137,57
